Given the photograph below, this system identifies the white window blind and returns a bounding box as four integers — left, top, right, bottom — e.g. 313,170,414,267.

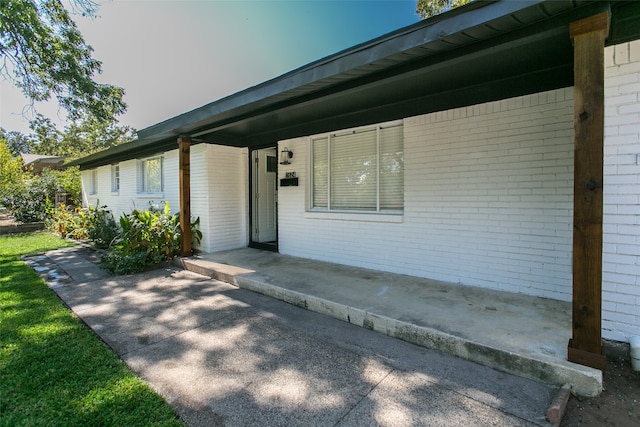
311,122,403,212
379,124,404,211
313,136,328,208
331,128,377,211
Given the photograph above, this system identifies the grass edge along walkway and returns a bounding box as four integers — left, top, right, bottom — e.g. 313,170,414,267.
0,232,184,426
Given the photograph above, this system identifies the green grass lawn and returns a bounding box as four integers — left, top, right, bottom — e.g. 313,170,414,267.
0,232,184,426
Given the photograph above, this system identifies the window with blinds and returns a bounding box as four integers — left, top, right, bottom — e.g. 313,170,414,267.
311,122,403,212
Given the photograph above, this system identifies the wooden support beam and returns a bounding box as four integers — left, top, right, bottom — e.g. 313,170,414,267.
568,11,609,371
178,136,192,257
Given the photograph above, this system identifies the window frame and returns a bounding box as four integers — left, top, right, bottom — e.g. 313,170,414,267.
88,169,98,196
111,164,120,193
138,156,164,195
309,120,404,214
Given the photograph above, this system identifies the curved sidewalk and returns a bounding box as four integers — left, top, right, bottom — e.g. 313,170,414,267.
26,245,561,426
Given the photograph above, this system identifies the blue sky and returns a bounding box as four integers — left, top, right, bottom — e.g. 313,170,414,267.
1,0,421,134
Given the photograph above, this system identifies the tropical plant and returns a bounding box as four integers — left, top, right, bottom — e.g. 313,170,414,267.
100,203,201,275
47,203,77,237
47,202,118,248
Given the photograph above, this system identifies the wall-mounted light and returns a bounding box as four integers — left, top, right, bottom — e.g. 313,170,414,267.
280,147,293,165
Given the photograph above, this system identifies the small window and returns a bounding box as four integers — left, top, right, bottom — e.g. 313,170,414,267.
311,122,404,212
88,169,98,195
138,156,163,193
111,164,120,192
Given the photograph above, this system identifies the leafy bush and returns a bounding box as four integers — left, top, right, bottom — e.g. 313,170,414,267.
0,139,27,203
2,172,58,223
1,138,82,222
86,207,119,249
47,203,77,238
1,164,81,224
100,250,149,276
48,203,119,249
49,201,200,274
52,166,82,206
100,203,201,275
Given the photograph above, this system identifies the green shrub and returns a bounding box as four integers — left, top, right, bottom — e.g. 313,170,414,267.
100,250,150,276
47,203,118,248
47,203,77,238
53,166,82,206
2,173,57,223
100,202,201,275
86,206,118,249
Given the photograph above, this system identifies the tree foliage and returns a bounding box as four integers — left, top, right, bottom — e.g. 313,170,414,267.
29,113,135,158
0,0,126,122
0,138,28,201
0,128,33,154
416,0,472,19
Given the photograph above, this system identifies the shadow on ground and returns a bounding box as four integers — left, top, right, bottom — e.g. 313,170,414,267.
31,247,558,426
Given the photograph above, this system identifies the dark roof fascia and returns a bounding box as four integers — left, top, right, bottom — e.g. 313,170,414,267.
136,0,544,142
65,137,180,169
71,0,550,169
72,0,626,169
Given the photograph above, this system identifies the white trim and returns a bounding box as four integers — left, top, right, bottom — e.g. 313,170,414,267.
310,119,403,140
308,119,404,213
136,193,164,199
89,169,98,195
137,155,164,194
304,211,403,223
110,163,120,193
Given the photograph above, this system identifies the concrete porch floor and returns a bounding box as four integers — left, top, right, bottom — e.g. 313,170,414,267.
179,248,602,397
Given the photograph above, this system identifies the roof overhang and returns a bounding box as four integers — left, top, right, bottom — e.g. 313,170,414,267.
71,0,638,169
21,153,66,173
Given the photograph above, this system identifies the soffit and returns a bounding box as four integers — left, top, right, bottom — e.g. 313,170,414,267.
72,0,621,169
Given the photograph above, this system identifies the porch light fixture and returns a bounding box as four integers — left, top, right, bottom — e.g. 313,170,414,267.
280,147,293,165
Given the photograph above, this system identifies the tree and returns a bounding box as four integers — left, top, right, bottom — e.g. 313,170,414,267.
416,0,472,19
0,137,27,202
1,136,84,220
0,0,126,123
27,114,61,155
0,128,33,154
30,113,135,158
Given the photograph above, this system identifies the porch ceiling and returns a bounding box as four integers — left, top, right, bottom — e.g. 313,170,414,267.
72,0,629,169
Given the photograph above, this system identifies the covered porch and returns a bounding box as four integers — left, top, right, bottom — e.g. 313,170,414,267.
179,248,602,397
70,1,640,390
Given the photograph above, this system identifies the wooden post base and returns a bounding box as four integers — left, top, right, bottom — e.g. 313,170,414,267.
568,339,607,371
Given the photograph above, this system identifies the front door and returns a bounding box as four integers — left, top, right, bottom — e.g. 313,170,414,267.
251,147,277,248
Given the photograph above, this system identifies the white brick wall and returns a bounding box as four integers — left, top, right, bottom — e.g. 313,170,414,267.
279,88,575,301
80,40,640,343
194,144,248,252
82,143,248,253
603,39,640,342
84,155,179,220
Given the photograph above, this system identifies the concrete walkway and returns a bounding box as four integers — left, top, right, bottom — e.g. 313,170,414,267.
25,246,561,426
181,248,601,397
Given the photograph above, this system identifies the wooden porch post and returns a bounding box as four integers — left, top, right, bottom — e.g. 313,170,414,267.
178,136,192,257
568,11,609,371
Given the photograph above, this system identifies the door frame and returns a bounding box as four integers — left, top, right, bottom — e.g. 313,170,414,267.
249,145,278,251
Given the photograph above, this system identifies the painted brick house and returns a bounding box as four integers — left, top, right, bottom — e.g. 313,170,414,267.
72,0,640,368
